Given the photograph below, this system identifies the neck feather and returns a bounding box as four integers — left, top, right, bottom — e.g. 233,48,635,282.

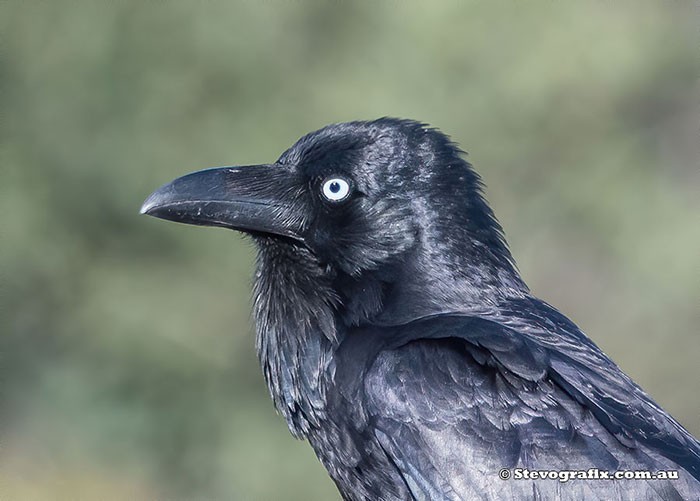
252,236,339,437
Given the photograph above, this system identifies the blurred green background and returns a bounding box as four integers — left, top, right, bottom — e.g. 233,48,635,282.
2,1,698,499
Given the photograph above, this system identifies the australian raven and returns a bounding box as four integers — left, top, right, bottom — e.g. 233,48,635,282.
141,118,700,500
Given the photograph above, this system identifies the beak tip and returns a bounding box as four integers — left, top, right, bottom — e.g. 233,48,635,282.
139,194,158,216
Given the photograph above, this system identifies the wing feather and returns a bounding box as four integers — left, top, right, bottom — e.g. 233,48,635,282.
364,302,700,500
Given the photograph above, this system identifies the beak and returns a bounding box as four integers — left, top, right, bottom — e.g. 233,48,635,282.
140,165,305,240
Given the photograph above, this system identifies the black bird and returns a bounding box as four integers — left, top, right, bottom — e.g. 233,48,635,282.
141,119,700,500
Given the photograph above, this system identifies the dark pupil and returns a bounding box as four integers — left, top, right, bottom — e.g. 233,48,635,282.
329,181,341,193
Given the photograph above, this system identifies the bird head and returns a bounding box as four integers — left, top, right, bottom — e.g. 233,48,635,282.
142,118,526,326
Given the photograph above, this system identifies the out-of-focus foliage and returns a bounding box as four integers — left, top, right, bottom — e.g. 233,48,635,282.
1,1,698,499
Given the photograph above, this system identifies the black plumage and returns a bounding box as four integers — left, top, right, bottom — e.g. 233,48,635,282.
141,118,700,500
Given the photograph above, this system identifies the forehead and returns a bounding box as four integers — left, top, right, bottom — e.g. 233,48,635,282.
277,122,405,183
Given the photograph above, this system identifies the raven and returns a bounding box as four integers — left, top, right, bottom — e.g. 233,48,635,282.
141,119,700,500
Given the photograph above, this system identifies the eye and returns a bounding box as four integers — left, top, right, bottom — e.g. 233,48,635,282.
321,177,351,202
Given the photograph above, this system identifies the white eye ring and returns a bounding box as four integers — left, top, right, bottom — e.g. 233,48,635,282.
322,177,351,202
